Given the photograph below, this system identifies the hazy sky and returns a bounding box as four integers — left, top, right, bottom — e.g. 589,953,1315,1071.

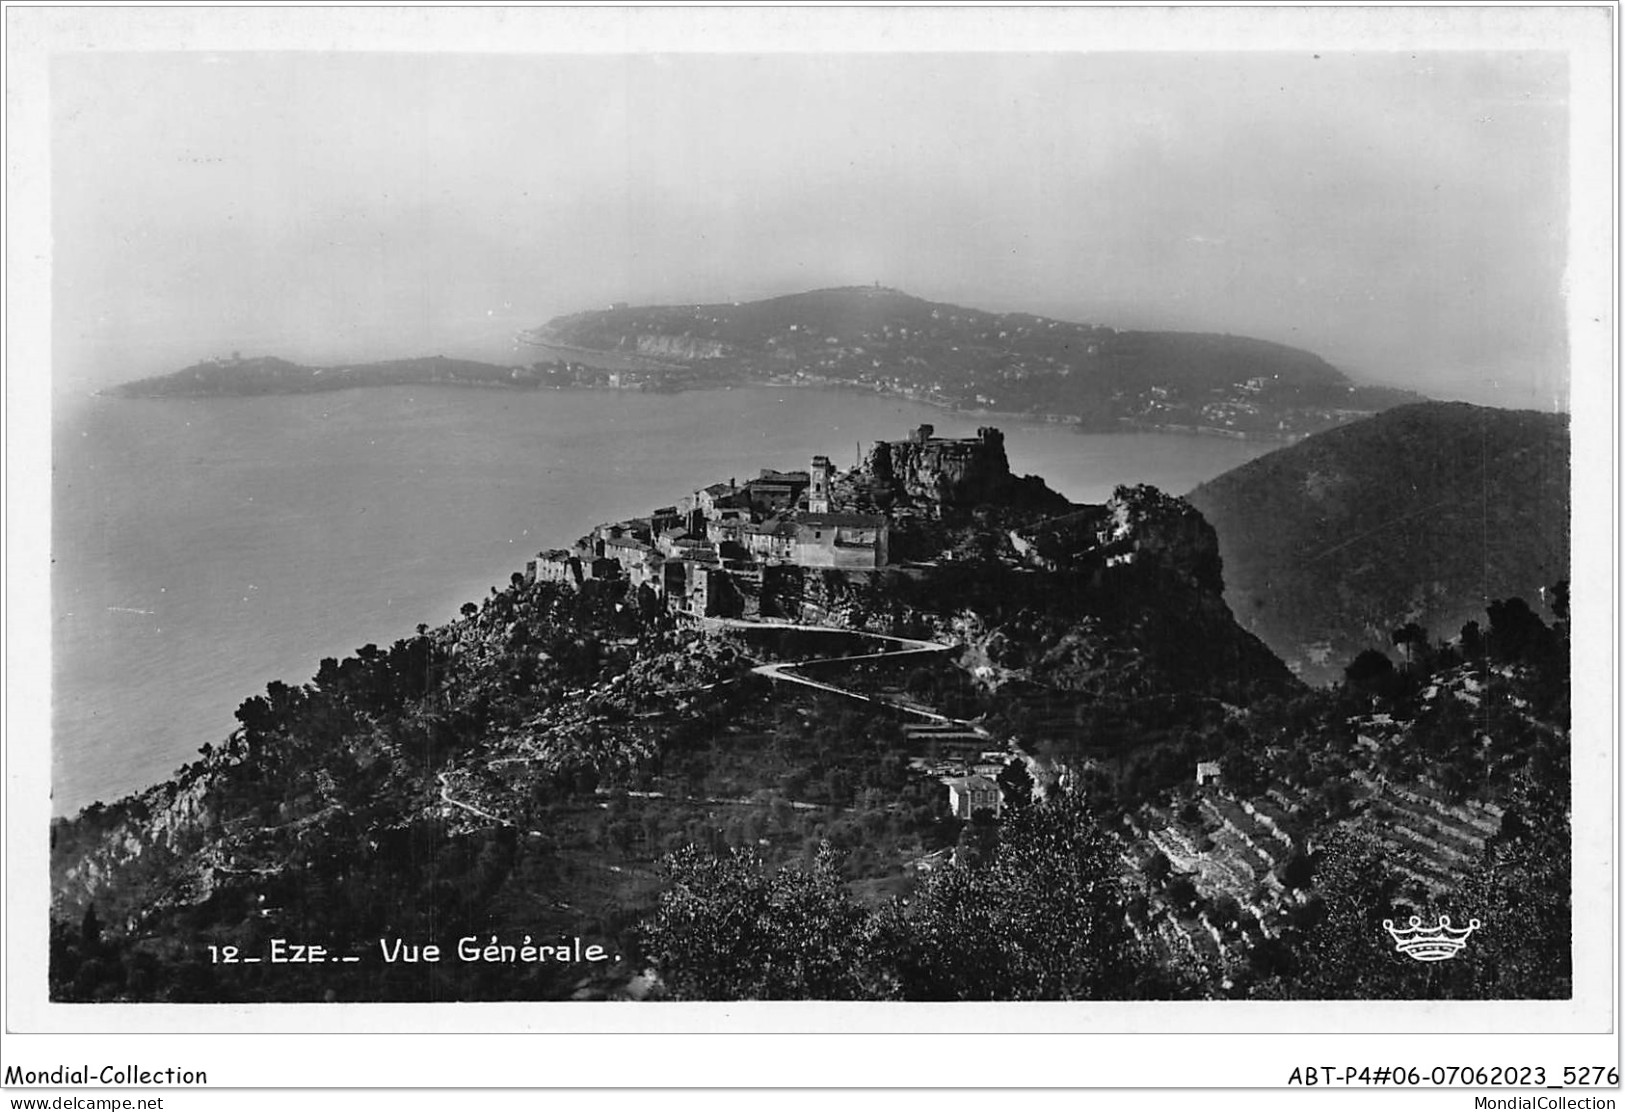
51,50,1570,407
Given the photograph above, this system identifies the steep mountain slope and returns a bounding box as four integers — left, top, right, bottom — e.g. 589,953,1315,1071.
50,449,1293,1001
1187,402,1569,682
49,437,1572,1001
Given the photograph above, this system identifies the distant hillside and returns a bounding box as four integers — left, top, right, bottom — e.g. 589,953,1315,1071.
525,286,1421,439
110,288,1420,438
1187,402,1570,682
109,355,528,397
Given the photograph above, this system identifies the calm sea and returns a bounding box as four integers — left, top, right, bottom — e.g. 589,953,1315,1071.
51,386,1271,814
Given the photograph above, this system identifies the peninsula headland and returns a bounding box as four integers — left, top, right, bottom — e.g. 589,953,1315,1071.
111,287,1421,441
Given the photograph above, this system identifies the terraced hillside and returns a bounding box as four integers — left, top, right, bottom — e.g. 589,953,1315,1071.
1109,633,1566,999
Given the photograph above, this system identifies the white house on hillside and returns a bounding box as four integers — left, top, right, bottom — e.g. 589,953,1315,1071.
945,774,1003,819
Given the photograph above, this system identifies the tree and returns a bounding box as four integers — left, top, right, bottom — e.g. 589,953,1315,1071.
1452,771,1571,999
1210,893,1244,933
1269,850,1308,894
1165,874,1198,912
995,760,1034,810
1266,828,1429,999
954,809,1000,868
639,843,882,1000
640,791,1146,1001
1411,692,1476,762
1144,850,1172,884
1219,744,1267,798
879,791,1142,1000
80,904,102,947
1390,622,1428,670
1344,649,1395,697
1486,597,1551,665
1458,620,1485,662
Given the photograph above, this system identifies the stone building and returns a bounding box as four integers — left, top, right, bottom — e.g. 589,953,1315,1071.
744,470,809,515
694,480,749,517
603,534,656,568
529,549,582,588
792,512,889,569
742,518,798,562
945,774,1003,819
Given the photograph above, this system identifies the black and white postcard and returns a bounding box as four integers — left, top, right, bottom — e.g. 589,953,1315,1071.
4,3,1616,1098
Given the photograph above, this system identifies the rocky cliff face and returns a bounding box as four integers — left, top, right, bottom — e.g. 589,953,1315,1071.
634,334,729,360
867,426,1013,508
52,772,218,928
776,483,1289,706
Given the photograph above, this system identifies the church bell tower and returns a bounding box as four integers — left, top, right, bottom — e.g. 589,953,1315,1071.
808,455,834,513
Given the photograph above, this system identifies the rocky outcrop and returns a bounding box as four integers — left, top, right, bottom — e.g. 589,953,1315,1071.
52,772,218,927
633,334,729,360
867,425,1013,508
1098,484,1226,595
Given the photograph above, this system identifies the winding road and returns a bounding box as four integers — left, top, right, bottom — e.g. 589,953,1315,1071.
726,618,987,732
438,618,993,828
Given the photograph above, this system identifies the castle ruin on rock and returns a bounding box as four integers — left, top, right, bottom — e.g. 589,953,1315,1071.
865,425,1012,511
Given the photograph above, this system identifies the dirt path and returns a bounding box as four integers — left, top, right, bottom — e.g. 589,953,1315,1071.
437,771,514,828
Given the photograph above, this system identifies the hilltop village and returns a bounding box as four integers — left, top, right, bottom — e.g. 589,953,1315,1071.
529,424,1017,619
524,424,1051,819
